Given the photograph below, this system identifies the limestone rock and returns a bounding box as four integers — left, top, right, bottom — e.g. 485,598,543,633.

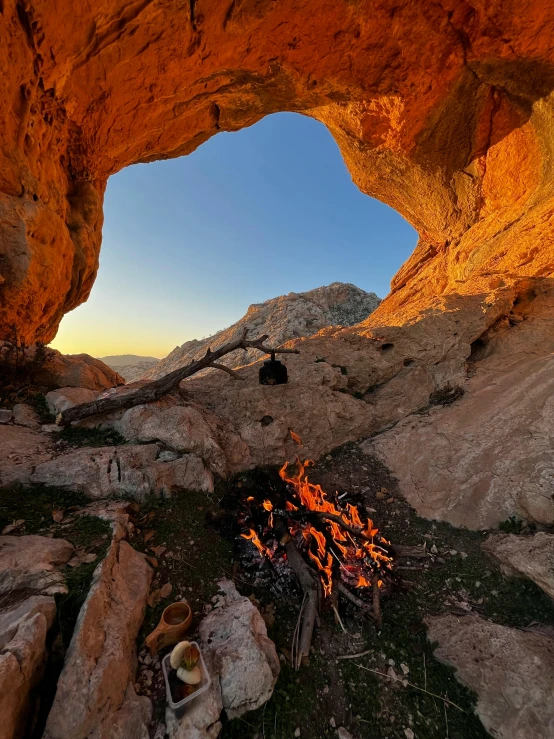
31,444,214,499
0,535,74,595
0,536,73,738
2,2,554,344
45,386,99,416
482,533,554,600
0,424,55,488
44,539,153,739
12,403,40,429
33,348,125,391
0,595,57,739
116,399,250,476
199,579,280,718
369,352,554,529
0,409,13,424
426,613,554,739
144,283,380,380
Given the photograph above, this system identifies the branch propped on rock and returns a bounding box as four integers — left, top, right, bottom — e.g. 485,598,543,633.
57,328,299,426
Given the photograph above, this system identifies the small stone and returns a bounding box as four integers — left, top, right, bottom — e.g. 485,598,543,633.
400,663,409,675
158,450,179,462
404,730,415,739
160,582,172,599
329,717,336,728
449,549,458,556
375,491,386,500
337,729,353,739
0,409,13,424
460,551,468,559
294,729,301,737
388,658,396,666
386,497,395,504
12,403,40,429
430,544,438,554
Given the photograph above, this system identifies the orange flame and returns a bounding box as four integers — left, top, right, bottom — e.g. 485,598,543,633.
241,529,269,557
263,500,273,511
278,455,393,598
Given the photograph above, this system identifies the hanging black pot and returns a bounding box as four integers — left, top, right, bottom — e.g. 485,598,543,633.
259,350,288,385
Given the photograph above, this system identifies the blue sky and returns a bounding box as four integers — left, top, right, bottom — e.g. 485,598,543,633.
50,113,417,357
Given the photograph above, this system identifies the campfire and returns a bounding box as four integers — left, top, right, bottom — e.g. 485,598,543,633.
238,435,395,668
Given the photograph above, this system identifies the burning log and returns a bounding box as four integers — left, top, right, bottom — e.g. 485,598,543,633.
238,447,395,667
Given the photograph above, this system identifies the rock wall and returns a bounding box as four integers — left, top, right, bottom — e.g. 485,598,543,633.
1,1,554,341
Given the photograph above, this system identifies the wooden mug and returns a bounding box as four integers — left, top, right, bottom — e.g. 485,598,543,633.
145,601,192,656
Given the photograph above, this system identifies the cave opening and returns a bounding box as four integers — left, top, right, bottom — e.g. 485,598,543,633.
48,112,417,374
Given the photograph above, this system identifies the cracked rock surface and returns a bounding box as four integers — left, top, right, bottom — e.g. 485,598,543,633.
427,613,554,739
43,538,153,739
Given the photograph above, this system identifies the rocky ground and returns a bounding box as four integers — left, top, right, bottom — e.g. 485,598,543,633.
1,277,553,739
1,433,552,739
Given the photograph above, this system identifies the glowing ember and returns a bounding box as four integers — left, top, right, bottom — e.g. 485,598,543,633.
239,433,394,604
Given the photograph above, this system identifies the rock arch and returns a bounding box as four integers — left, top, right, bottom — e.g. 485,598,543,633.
1,0,554,341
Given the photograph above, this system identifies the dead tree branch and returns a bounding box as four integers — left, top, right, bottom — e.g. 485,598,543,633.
57,328,299,426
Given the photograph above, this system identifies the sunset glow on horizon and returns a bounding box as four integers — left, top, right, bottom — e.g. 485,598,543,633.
49,113,416,359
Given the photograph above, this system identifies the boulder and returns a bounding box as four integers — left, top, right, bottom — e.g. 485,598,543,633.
33,348,125,391
0,595,57,739
0,535,74,595
370,351,554,529
116,400,250,477
45,386,99,416
43,539,153,739
12,403,40,429
426,613,554,739
0,409,13,424
199,579,280,718
0,536,73,739
0,424,55,488
482,533,554,600
30,443,214,499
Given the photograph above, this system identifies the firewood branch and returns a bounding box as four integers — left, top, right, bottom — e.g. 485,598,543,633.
275,518,320,669
57,328,299,426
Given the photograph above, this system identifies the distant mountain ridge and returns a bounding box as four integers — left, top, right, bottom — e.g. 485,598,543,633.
99,354,160,382
99,354,160,367
138,282,380,382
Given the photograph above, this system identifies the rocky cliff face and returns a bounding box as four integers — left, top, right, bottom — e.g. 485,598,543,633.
1,1,554,342
141,283,380,380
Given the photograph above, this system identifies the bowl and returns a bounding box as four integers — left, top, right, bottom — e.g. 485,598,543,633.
162,641,211,711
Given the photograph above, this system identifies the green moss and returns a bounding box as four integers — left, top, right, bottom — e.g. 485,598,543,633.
59,426,126,447
55,517,111,647
0,484,90,535
29,393,55,423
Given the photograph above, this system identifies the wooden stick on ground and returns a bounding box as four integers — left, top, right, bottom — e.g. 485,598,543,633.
337,582,375,618
275,519,320,669
372,574,382,629
57,328,299,426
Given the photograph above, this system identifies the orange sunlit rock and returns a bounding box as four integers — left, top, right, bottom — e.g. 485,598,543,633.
1,1,554,340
